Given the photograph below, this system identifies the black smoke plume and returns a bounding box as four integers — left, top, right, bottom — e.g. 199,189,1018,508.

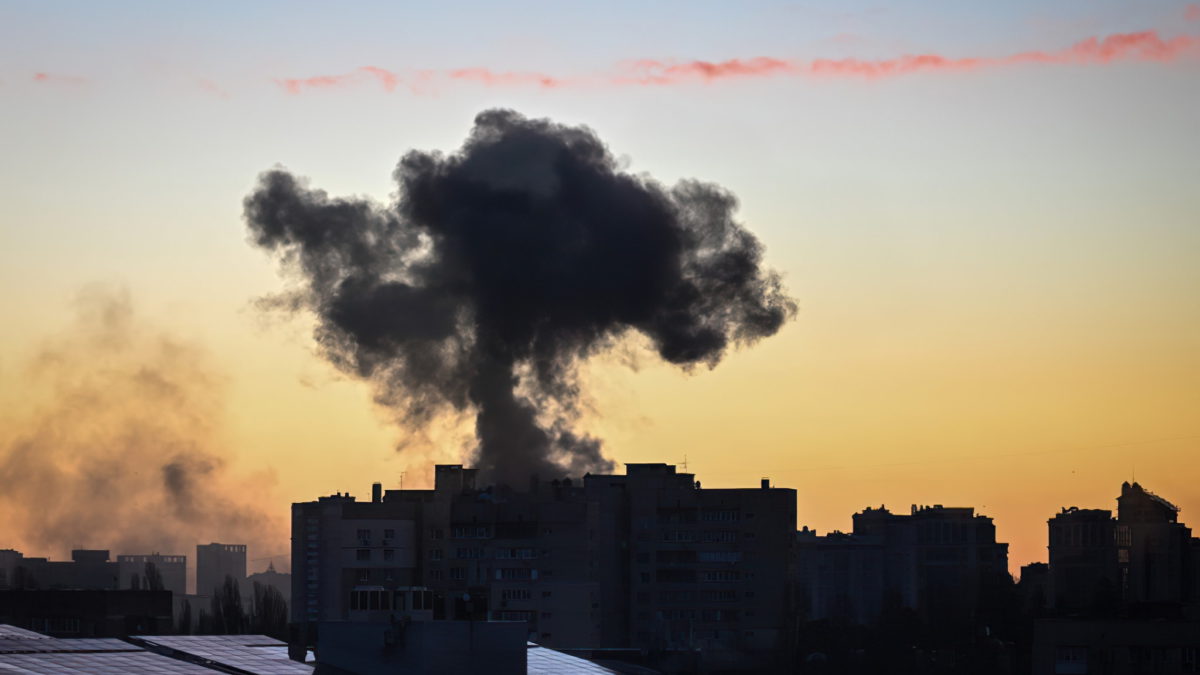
245,109,795,485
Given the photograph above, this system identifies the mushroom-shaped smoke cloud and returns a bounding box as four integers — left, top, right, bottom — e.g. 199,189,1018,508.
245,109,795,486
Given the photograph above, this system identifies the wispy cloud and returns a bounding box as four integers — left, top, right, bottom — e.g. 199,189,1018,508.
272,29,1197,95
30,28,1200,98
1185,4,1200,21
276,65,405,94
32,72,87,85
624,30,1197,84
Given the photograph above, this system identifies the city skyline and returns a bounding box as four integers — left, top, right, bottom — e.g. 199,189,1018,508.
2,0,1199,576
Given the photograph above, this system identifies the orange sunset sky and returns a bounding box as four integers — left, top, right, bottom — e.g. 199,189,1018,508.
1,0,1199,573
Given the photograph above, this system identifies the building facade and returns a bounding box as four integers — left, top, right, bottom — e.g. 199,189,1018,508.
1047,508,1119,612
196,543,247,598
796,504,1011,625
291,463,797,670
117,554,187,597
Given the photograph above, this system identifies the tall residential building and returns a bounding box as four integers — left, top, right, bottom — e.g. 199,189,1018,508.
796,504,1010,625
117,554,186,597
196,543,246,598
1116,481,1195,605
1047,508,1119,611
795,527,884,624
854,504,1010,620
291,463,797,671
1041,482,1200,614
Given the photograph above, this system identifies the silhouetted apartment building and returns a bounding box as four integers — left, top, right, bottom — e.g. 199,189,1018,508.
291,463,797,671
797,504,1010,625
1048,508,1120,612
117,554,186,596
795,527,884,624
196,543,246,598
1117,481,1196,606
1043,482,1200,614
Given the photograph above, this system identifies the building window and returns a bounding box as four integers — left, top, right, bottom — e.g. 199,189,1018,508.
350,589,391,611
410,589,433,610
450,567,466,581
356,570,370,583
431,549,443,561
502,589,531,601
384,528,395,539
384,549,395,561
356,549,371,561
698,551,742,563
498,568,534,581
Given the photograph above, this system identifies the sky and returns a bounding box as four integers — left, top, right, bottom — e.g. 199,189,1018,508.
1,0,1198,574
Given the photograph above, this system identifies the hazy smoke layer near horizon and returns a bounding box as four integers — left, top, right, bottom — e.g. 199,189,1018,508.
245,109,795,486
0,287,284,563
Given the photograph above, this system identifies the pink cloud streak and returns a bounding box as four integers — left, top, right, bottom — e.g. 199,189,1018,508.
32,72,87,85
627,30,1197,84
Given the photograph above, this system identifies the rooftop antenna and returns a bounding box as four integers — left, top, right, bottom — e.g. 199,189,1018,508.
681,454,688,472
399,471,407,491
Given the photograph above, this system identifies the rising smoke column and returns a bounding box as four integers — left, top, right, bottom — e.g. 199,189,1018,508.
245,109,795,485
0,286,284,560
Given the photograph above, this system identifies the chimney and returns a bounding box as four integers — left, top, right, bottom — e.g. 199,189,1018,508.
372,482,382,503
761,478,770,490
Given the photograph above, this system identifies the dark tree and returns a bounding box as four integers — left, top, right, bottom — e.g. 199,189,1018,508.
250,581,289,640
209,575,247,634
178,599,193,635
144,562,165,592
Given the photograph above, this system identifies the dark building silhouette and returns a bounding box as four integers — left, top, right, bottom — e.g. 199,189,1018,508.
292,463,796,671
0,550,120,591
855,504,1011,620
795,527,885,624
196,543,246,598
0,589,172,637
1117,481,1196,606
1019,562,1051,615
1048,508,1120,612
1041,482,1200,614
117,553,186,596
796,503,1010,627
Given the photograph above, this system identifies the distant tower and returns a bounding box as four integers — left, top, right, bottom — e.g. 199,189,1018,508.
196,543,247,597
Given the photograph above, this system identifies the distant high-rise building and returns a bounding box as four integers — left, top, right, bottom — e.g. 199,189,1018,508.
795,527,884,624
1047,508,1119,612
196,543,246,598
796,504,1010,625
1041,481,1200,614
1116,481,1195,605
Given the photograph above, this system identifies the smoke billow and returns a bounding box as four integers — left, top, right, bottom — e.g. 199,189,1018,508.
245,109,795,485
0,287,283,560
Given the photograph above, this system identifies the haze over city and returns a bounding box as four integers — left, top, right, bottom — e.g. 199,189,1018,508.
3,0,1199,581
